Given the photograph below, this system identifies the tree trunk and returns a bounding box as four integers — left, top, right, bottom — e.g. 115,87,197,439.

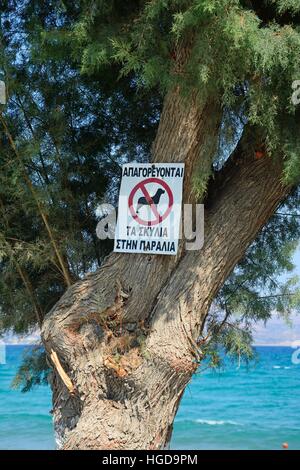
42,88,291,450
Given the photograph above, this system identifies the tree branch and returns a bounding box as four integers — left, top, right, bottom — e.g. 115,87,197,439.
0,111,72,287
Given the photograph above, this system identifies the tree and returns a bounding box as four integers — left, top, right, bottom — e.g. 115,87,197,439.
0,0,160,337
1,0,300,449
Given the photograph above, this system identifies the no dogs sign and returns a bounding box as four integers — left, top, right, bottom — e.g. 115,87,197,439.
114,163,184,255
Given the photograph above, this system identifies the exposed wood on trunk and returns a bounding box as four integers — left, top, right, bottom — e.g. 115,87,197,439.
50,349,76,395
0,197,44,327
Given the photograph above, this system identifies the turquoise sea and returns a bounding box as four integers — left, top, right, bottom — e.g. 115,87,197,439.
0,345,299,450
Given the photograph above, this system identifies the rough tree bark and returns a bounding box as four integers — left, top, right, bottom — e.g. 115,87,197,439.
42,87,291,450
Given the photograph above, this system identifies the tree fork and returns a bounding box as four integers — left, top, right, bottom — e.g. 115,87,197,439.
42,91,291,449
0,111,73,287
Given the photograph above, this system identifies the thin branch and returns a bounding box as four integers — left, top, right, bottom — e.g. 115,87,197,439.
275,212,300,218
249,293,297,300
248,255,280,290
0,199,43,327
0,111,72,287
3,236,65,276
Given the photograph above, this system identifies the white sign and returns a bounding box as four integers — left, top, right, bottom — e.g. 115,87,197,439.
114,163,184,255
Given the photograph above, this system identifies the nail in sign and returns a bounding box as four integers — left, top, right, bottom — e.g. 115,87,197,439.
114,163,184,255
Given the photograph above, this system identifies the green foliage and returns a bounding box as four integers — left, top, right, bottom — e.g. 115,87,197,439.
202,325,256,370
60,0,300,184
1,1,300,388
201,189,300,366
270,0,300,14
11,346,50,393
0,1,161,337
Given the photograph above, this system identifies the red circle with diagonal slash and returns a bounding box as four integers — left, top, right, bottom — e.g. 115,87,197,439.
128,177,173,226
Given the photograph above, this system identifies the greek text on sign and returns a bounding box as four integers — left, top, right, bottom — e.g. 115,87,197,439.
114,163,185,255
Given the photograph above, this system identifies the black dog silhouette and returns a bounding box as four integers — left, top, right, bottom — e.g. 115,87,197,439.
136,188,165,213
